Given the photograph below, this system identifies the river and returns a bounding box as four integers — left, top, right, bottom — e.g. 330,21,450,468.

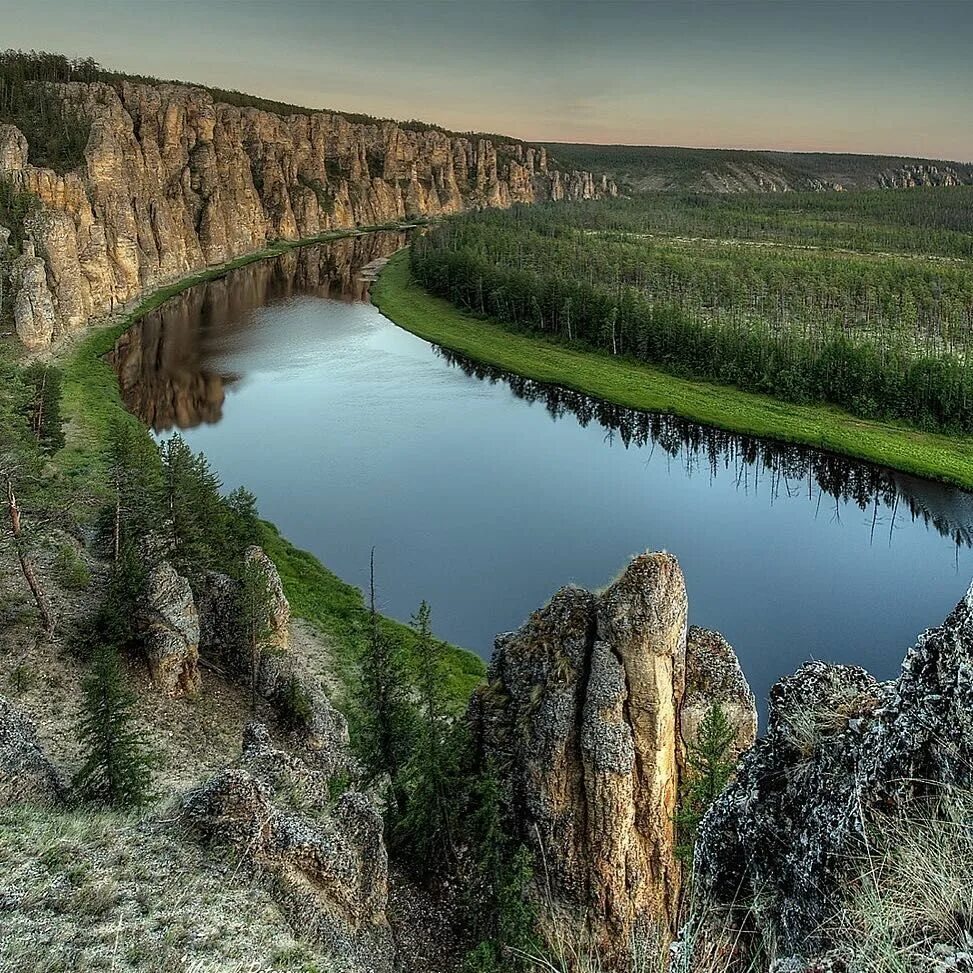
110,230,973,711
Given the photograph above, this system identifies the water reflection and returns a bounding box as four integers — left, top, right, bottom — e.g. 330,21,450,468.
430,348,973,550
110,231,407,430
107,229,973,706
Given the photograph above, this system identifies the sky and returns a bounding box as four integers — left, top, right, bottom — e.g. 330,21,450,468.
3,0,971,161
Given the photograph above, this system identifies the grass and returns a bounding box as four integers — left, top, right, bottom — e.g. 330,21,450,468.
837,787,973,972
0,804,330,972
371,251,973,490
47,225,484,712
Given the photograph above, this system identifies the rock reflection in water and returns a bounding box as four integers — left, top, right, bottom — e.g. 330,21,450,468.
110,231,407,431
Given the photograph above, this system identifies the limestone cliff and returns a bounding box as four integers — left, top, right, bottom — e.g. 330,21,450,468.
471,552,757,964
0,81,614,349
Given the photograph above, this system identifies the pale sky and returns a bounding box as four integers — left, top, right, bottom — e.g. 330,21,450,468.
3,0,971,161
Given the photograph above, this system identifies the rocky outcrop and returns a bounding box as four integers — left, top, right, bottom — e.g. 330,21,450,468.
471,552,756,964
690,580,973,967
245,546,290,651
0,696,61,806
183,722,392,973
878,163,964,189
683,626,757,758
0,82,613,349
139,561,201,697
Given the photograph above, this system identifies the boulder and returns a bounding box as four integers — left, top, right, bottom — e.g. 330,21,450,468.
182,722,392,973
691,581,973,964
0,696,61,806
139,561,201,697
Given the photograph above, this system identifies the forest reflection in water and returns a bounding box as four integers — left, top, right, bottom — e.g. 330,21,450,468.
433,346,973,552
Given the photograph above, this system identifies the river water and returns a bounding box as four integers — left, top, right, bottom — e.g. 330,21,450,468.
110,230,973,711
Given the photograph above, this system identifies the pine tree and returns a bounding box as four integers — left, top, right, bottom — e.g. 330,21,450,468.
239,553,275,711
392,600,457,871
675,703,737,861
159,434,225,577
21,362,64,454
73,644,154,807
355,549,414,803
104,419,162,562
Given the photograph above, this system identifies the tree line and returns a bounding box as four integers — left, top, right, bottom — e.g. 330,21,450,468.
411,195,973,434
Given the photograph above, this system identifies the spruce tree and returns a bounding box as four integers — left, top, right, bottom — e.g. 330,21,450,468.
104,419,162,562
355,550,414,804
73,644,154,807
239,553,275,710
21,362,64,454
393,600,460,869
675,703,737,860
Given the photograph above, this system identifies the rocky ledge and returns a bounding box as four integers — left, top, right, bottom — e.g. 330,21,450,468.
0,80,614,349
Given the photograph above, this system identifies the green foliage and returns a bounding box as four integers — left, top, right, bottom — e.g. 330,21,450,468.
409,190,973,436
20,363,65,454
675,704,737,862
239,553,276,708
353,554,416,799
0,177,40,253
390,601,461,872
73,644,154,807
53,544,90,590
90,539,148,651
0,50,93,171
459,770,539,972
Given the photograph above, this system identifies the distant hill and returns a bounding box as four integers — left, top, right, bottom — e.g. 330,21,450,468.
543,142,973,193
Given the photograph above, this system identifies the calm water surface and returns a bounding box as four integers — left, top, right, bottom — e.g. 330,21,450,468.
111,231,973,711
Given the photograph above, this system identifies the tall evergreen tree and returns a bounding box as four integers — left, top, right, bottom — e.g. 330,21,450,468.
20,362,64,454
355,549,414,803
239,553,275,711
73,644,154,807
392,601,457,870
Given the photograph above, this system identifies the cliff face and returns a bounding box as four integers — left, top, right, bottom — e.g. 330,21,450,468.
471,552,757,964
0,80,614,349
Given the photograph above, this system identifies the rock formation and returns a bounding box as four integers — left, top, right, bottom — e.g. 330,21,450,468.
0,696,62,806
0,82,613,350
183,721,392,973
139,561,202,697
689,580,973,968
471,552,757,964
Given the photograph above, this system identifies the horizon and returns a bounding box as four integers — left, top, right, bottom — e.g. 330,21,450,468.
2,0,971,163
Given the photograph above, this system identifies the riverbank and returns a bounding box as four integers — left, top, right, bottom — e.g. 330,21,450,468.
371,250,973,491
44,224,484,710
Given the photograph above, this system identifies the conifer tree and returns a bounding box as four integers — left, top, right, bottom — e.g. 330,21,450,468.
73,644,154,807
21,362,64,454
239,553,275,711
355,549,414,804
392,601,457,870
675,703,737,860
104,419,162,562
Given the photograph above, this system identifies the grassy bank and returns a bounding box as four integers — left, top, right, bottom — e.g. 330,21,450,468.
372,251,973,490
49,226,485,710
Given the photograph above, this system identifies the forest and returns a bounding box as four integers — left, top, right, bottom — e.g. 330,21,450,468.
410,188,973,435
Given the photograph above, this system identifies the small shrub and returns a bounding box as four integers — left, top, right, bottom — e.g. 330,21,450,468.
53,544,91,590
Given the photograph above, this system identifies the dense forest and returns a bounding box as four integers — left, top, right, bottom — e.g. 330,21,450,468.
410,188,973,434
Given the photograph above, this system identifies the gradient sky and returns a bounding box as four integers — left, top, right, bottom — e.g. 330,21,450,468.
3,0,971,160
